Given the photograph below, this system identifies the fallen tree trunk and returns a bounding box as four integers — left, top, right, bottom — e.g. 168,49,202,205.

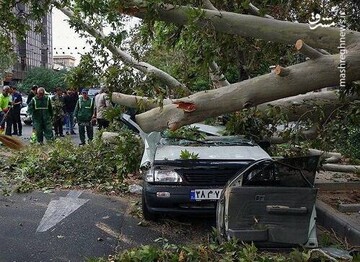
257,91,359,122
112,90,359,124
134,52,360,132
322,164,360,174
112,93,173,109
307,149,342,159
126,3,360,52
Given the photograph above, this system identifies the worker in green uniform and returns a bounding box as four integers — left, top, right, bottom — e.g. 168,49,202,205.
27,87,54,144
74,89,95,146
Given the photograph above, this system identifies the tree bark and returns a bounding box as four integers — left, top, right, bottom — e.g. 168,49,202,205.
322,164,360,174
60,3,360,133
256,91,359,122
112,93,172,109
59,7,190,94
133,52,360,132
126,3,360,52
295,40,324,60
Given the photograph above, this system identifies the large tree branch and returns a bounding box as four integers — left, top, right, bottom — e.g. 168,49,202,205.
125,3,360,52
257,90,359,122
112,93,172,109
59,6,190,94
247,3,274,19
132,52,360,132
201,1,230,87
112,90,359,122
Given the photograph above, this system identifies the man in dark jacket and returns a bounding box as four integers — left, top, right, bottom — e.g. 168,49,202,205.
74,89,94,145
10,86,23,136
64,89,78,135
26,85,38,105
51,87,65,137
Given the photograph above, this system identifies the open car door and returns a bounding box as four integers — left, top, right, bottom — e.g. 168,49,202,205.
217,156,319,247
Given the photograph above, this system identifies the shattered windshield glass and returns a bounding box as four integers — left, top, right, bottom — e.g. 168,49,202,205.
159,136,255,146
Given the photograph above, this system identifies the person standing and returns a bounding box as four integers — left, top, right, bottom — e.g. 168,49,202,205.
64,88,78,135
0,86,12,135
26,85,38,105
10,86,23,136
74,89,94,145
93,87,112,130
27,87,54,144
27,85,38,140
51,87,65,137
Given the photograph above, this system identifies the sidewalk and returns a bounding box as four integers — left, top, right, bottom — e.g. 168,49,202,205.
315,171,360,246
316,199,360,246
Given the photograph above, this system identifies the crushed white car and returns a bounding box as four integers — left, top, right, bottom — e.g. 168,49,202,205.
122,114,320,247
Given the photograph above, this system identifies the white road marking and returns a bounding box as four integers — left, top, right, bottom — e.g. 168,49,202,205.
36,191,89,233
95,222,120,239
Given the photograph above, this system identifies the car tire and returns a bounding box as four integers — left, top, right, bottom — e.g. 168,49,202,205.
142,192,158,221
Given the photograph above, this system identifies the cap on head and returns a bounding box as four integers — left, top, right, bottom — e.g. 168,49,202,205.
81,88,89,94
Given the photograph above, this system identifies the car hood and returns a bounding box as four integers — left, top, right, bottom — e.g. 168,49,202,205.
154,145,270,161
120,114,271,166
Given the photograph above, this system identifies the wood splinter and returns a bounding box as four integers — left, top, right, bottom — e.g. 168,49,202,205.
295,39,324,60
274,65,290,77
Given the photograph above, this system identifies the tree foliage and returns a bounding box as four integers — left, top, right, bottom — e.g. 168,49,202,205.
0,35,17,79
0,1,359,159
64,54,100,90
19,67,68,93
0,131,142,195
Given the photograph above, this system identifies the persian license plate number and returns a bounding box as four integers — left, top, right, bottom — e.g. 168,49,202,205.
190,189,222,201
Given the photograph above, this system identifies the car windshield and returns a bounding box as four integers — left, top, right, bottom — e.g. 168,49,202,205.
159,136,254,146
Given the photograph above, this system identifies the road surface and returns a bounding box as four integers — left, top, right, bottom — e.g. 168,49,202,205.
19,123,82,145
0,190,211,261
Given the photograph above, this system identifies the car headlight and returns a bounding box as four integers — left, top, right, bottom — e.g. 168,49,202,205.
145,170,182,183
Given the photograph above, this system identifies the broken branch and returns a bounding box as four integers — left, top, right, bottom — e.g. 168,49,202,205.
296,39,324,59
274,65,290,77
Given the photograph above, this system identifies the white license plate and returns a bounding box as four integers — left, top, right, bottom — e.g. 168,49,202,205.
190,189,222,201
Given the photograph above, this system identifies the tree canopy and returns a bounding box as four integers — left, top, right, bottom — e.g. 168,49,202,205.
2,0,360,158
19,67,68,93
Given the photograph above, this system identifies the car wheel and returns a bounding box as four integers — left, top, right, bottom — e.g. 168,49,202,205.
142,193,158,221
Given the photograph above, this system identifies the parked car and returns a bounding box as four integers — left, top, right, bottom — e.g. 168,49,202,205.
121,114,271,220
88,88,101,99
216,156,320,247
20,102,32,125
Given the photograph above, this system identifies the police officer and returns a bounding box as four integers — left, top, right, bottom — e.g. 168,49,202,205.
27,87,54,144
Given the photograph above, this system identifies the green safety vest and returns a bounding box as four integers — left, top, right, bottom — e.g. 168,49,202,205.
79,97,93,109
34,96,51,110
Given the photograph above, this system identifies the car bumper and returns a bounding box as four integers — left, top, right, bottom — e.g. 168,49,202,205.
21,114,32,123
144,183,222,215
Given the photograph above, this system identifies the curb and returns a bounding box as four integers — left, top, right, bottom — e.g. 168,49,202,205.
315,182,360,191
316,200,360,246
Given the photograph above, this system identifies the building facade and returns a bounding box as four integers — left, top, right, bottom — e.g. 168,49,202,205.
53,55,76,70
6,3,53,85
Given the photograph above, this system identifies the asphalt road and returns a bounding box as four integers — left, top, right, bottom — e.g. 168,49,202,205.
0,190,207,261
1,123,214,261
19,123,82,145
